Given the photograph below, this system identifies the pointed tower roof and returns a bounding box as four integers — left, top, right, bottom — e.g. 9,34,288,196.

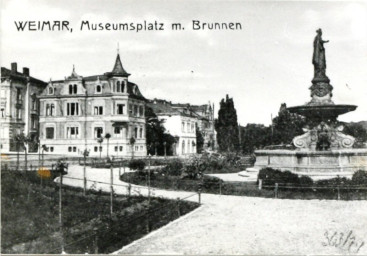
106,54,131,77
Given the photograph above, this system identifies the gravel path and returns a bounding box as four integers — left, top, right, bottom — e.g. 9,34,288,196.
61,165,367,255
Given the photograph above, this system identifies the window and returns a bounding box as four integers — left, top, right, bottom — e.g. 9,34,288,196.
94,106,103,115
1,108,4,118
67,127,79,138
187,140,190,153
16,109,22,119
140,146,143,151
117,104,125,115
73,147,77,152
182,140,185,154
67,103,79,116
114,126,122,137
115,146,118,152
94,127,103,138
94,146,98,152
46,127,54,139
187,122,190,133
50,147,54,152
191,123,195,133
99,146,102,152
119,146,123,151
139,127,143,138
96,85,102,93
134,127,138,138
31,97,37,110
139,106,144,117
129,104,133,116
46,103,55,116
135,146,139,151
116,81,121,92
69,84,77,94
16,88,22,101
68,146,72,152
182,122,185,132
31,117,36,129
48,87,54,95
134,105,138,116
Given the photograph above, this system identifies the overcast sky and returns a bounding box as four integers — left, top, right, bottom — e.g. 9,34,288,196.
1,0,366,125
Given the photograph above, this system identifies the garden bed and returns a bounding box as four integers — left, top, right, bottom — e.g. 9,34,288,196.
1,171,199,254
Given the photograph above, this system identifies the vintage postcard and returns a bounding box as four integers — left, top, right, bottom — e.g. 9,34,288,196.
1,0,367,255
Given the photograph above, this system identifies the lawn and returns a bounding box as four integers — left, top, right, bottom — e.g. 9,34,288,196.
1,170,199,254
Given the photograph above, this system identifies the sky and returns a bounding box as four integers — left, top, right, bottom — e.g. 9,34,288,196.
1,0,367,125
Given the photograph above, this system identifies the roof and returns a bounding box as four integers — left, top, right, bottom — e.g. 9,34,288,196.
147,99,198,118
1,67,47,86
104,54,130,77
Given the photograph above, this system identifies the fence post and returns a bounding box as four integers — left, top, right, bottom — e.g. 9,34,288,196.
258,179,262,190
337,186,340,200
177,197,181,217
219,181,222,195
198,189,201,204
274,183,278,198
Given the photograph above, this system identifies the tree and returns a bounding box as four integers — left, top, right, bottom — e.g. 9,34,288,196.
271,103,306,145
215,95,239,152
196,124,205,153
145,106,176,156
240,124,272,154
105,133,111,158
343,122,367,147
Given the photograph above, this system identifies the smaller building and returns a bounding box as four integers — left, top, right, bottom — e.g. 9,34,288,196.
147,99,198,155
1,63,47,153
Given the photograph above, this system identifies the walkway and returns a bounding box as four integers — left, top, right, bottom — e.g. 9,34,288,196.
61,165,367,255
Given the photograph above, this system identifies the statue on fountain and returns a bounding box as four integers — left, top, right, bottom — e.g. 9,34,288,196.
289,29,356,151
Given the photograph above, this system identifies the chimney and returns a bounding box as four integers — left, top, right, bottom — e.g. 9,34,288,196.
23,67,29,76
11,62,17,74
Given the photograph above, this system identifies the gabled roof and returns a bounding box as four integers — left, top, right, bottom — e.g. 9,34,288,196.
105,54,130,77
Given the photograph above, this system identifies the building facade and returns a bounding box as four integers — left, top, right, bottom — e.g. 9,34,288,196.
39,54,147,157
1,63,47,153
147,99,197,155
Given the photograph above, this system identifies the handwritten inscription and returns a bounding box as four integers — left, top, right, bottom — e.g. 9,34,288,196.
322,230,365,253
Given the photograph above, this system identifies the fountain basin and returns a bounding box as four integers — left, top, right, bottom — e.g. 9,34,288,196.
253,149,367,180
287,104,357,120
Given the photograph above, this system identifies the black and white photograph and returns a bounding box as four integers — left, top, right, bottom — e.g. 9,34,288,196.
1,0,367,254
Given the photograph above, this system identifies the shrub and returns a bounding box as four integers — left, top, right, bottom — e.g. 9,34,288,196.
257,168,314,187
163,159,183,176
316,176,350,187
202,175,222,192
128,159,146,171
299,175,314,186
351,170,367,185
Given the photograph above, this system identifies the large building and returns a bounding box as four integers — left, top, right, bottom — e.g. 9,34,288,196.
147,99,198,155
1,63,47,153
39,54,147,157
175,102,217,151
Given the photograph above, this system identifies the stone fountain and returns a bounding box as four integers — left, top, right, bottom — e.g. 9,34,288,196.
250,29,367,180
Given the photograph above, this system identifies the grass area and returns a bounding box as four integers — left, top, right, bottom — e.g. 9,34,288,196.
1,170,199,254
121,171,367,200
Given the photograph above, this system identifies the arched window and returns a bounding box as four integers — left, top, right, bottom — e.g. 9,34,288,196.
48,87,54,95
116,81,121,92
182,140,185,154
69,84,73,94
96,85,102,93
73,84,77,94
121,81,125,92
187,140,190,153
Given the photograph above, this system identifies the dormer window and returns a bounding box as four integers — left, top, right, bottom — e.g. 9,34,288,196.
96,85,102,94
69,84,77,94
48,86,54,95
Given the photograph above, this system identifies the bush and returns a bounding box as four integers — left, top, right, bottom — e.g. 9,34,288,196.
128,159,146,171
316,176,350,187
299,175,314,186
351,170,367,185
202,175,222,192
257,168,314,187
162,159,183,176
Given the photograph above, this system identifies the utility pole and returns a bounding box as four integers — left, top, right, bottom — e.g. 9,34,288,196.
148,154,151,204
84,90,88,195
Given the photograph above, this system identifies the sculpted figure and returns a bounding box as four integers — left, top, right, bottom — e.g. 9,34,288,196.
312,29,329,77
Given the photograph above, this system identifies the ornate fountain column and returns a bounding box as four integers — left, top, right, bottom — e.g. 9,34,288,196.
288,29,356,151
